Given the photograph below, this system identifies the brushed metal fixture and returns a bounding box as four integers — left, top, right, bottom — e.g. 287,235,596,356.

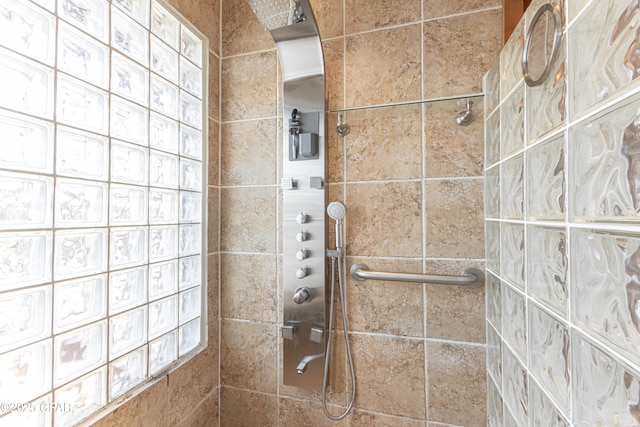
456,100,474,126
336,113,350,136
522,3,563,87
296,353,323,374
350,263,485,288
246,0,327,392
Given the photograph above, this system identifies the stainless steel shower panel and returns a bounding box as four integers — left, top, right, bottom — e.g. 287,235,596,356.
246,0,327,391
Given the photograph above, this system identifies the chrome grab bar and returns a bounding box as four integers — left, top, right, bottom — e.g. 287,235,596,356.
349,263,484,288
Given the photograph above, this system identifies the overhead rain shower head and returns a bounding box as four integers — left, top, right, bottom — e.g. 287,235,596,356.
456,100,474,126
246,0,305,31
327,202,346,221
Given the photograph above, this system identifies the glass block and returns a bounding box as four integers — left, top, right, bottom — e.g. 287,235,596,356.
54,179,108,228
149,225,178,262
501,154,523,219
180,191,201,223
109,306,147,358
572,332,640,426
528,305,570,413
502,345,528,427
485,108,500,169
111,96,149,146
178,317,200,356
56,126,109,181
180,26,202,67
148,330,177,375
501,222,524,290
500,83,524,159
0,339,51,404
53,274,107,334
32,0,54,11
502,284,527,363
0,172,53,229
58,0,108,42
149,188,178,224
150,0,179,49
54,229,108,281
0,0,55,65
149,150,178,188
180,124,202,160
179,255,200,289
486,272,501,332
526,42,566,143
111,140,149,185
54,367,106,427
487,375,503,427
112,7,148,66
527,134,565,220
58,21,109,89
0,48,53,119
149,259,178,300
0,109,54,173
149,294,177,339
150,112,179,154
0,394,52,427
569,0,640,118
180,56,202,98
529,380,570,427
569,94,640,222
486,323,502,393
500,17,524,99
57,74,108,135
484,59,500,118
485,165,499,219
485,220,500,274
113,0,150,27
109,226,148,269
111,53,149,107
179,286,200,324
151,35,178,84
53,320,107,386
109,346,146,400
0,285,51,353
180,158,202,192
109,184,148,226
180,91,202,130
179,224,201,256
527,225,568,318
571,229,640,368
109,266,147,315
150,75,178,118
0,231,52,291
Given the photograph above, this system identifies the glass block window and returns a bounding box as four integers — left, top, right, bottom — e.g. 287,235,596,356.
0,0,208,424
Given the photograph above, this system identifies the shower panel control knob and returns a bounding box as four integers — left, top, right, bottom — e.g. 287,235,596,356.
293,287,311,304
296,231,308,242
296,267,308,279
296,213,309,224
296,249,308,260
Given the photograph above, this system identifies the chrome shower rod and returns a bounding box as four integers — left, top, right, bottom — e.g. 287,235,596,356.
350,263,484,288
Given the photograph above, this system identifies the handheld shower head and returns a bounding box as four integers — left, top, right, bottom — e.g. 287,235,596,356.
327,202,346,221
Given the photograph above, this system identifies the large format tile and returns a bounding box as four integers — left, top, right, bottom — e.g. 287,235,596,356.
345,25,421,107
427,342,486,427
350,334,426,419
423,9,502,98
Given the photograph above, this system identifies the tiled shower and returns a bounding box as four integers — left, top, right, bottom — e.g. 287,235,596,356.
4,0,640,425
485,0,640,425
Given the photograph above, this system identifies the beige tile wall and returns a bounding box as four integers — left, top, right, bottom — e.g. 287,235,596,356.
91,0,222,425
219,1,501,426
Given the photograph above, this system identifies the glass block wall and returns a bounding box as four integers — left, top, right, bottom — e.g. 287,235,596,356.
485,0,640,425
0,0,208,425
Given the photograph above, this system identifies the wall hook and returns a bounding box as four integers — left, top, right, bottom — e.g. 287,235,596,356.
336,113,350,137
